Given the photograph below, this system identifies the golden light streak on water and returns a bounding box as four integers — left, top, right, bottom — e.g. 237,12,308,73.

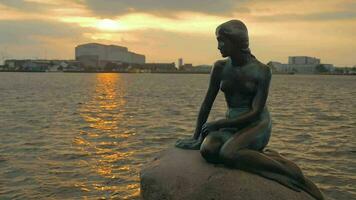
74,73,140,198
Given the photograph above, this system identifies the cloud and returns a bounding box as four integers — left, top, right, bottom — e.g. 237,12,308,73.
0,19,92,60
243,0,356,22
83,0,250,18
0,0,88,18
0,0,68,13
251,11,356,22
0,20,85,44
303,11,356,21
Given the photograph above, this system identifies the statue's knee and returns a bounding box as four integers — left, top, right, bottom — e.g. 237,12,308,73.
200,133,223,163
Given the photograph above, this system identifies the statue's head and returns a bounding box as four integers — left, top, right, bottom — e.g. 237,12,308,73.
215,20,250,57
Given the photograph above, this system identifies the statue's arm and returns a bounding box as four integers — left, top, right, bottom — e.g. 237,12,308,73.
215,66,271,128
193,61,222,139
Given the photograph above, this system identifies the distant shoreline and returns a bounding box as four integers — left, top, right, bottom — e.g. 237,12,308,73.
0,71,355,75
0,70,210,74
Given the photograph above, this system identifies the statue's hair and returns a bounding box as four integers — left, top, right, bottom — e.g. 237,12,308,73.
216,20,250,54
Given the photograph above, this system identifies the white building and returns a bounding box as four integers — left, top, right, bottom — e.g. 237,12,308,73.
75,43,145,68
286,56,320,73
268,56,334,74
288,56,320,65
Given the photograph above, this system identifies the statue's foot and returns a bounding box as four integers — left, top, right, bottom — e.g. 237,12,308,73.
176,138,196,144
259,171,302,192
175,138,201,150
303,177,325,200
263,148,280,156
259,171,324,200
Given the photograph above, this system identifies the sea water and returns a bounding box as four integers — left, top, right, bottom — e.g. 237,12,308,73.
0,73,355,199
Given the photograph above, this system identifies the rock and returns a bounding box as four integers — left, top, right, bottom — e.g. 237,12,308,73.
140,147,315,200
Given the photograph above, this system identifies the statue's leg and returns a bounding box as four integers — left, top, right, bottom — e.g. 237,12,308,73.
218,118,302,181
200,131,230,164
227,151,324,199
218,120,324,199
263,150,324,199
263,149,304,183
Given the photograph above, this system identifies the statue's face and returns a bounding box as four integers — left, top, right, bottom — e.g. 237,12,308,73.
216,33,234,58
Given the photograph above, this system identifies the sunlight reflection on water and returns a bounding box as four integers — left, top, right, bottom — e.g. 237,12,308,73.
76,74,140,199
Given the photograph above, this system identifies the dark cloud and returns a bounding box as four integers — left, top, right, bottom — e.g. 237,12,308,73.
0,20,86,45
0,0,51,12
0,19,95,60
83,0,250,17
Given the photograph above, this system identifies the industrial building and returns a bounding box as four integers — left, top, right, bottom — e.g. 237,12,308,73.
288,56,320,65
268,56,334,74
75,43,145,69
286,56,320,73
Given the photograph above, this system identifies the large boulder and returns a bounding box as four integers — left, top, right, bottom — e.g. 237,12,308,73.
140,147,315,200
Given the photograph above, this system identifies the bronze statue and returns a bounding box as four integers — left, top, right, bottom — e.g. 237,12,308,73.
176,20,324,200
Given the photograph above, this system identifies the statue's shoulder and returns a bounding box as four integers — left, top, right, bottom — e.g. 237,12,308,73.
213,59,228,72
251,59,272,80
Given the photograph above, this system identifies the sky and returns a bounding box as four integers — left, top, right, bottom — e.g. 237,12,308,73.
0,0,355,66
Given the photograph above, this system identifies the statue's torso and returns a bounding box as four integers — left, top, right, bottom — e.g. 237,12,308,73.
220,58,263,109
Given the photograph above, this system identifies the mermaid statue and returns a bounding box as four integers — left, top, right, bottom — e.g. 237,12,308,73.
176,20,324,200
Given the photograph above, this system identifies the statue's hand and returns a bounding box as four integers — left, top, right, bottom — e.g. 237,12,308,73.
175,138,202,150
202,121,219,135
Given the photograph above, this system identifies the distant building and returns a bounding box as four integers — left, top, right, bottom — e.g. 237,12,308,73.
139,63,177,72
179,63,193,71
178,64,211,73
191,65,212,73
267,61,291,73
75,43,145,69
76,55,99,69
5,60,26,70
4,59,49,71
287,56,320,74
178,58,183,69
321,64,335,72
4,59,82,72
268,56,333,74
288,56,320,65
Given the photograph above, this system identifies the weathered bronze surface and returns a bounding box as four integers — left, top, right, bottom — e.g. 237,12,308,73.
176,20,324,200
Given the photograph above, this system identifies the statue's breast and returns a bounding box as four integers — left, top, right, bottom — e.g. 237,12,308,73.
220,66,257,95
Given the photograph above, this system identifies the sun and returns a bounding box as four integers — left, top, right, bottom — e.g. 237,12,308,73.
96,19,122,31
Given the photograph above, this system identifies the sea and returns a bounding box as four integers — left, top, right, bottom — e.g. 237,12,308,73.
0,73,355,200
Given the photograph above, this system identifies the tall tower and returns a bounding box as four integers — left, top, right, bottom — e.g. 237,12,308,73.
178,58,183,69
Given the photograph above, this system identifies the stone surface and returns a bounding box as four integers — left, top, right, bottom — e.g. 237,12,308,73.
140,147,315,200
